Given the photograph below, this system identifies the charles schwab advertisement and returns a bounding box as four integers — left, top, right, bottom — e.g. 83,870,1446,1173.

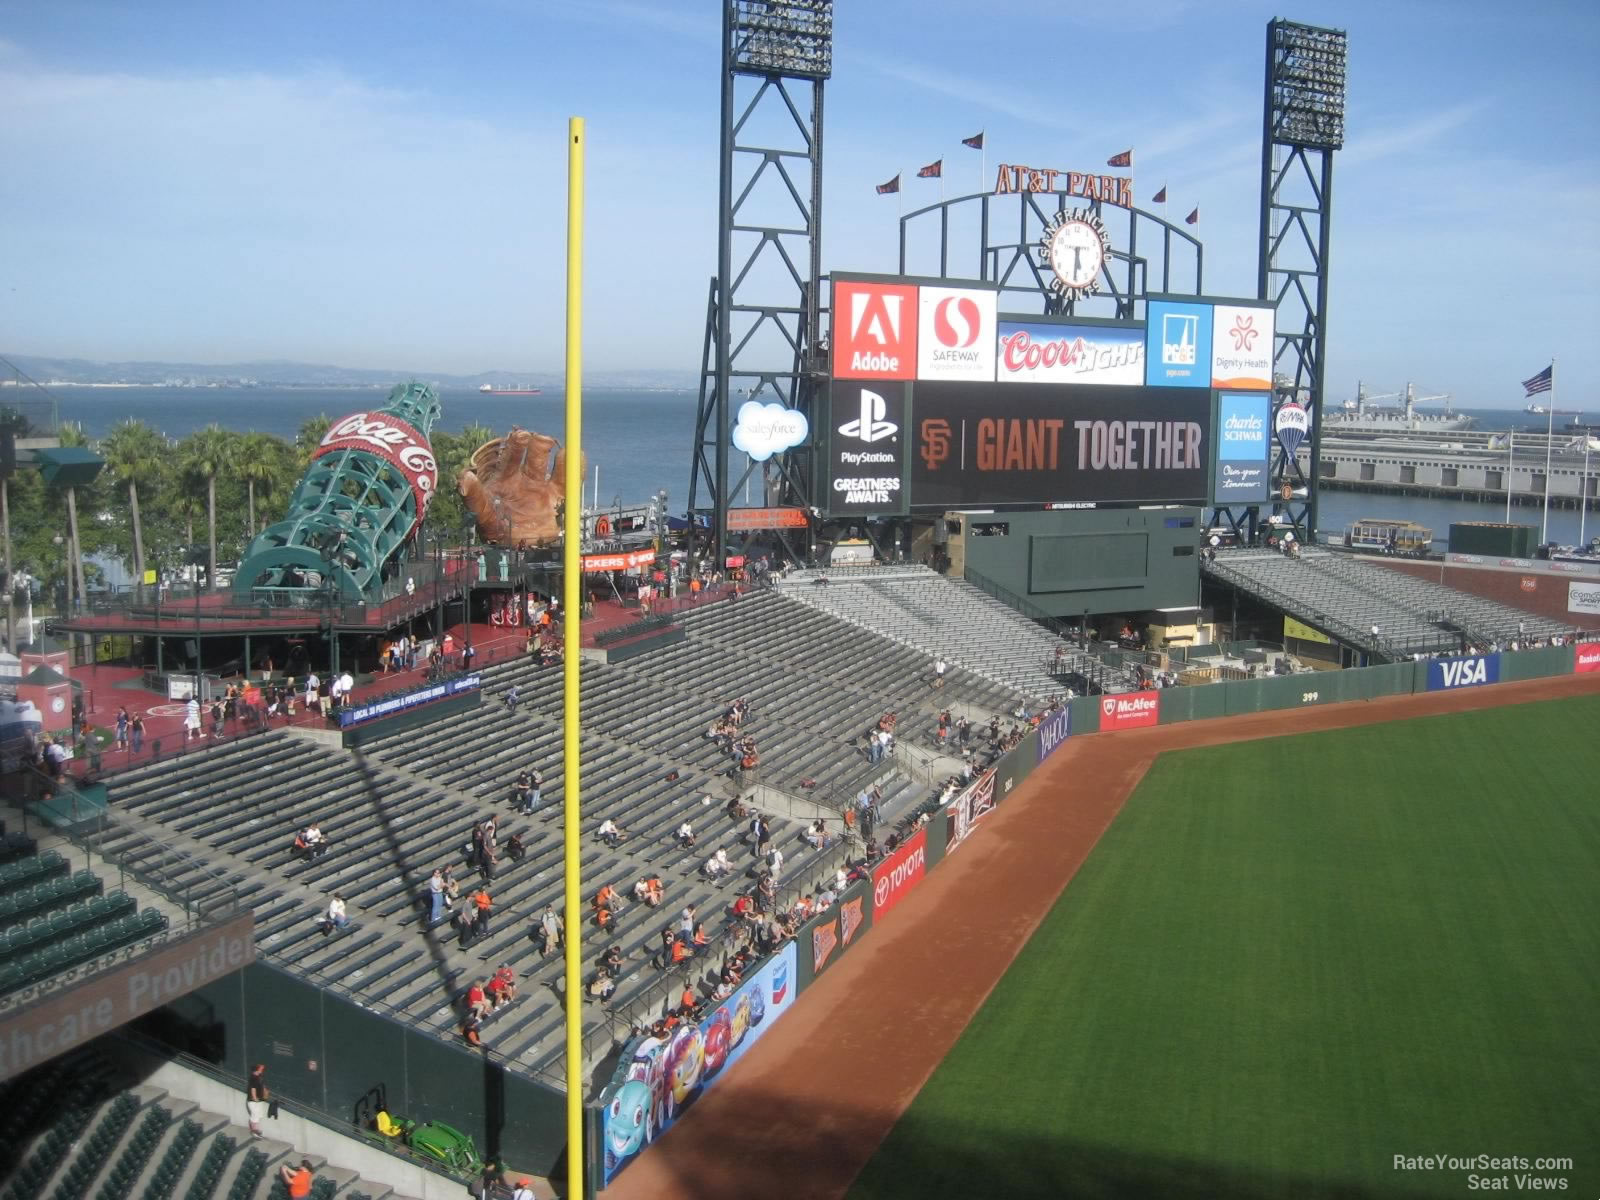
1213,391,1271,503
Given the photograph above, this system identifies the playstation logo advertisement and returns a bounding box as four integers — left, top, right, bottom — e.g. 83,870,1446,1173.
1145,299,1213,389
916,286,997,382
827,381,908,516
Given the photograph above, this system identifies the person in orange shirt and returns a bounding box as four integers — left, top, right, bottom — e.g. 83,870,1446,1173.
280,1160,314,1198
470,888,493,942
691,922,709,947
593,884,623,912
594,905,615,933
669,938,693,966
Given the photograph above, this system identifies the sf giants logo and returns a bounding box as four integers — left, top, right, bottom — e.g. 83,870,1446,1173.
920,419,952,470
834,281,916,380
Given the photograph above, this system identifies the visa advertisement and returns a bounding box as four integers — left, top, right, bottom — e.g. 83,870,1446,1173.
995,320,1144,386
1213,391,1272,503
1145,299,1213,388
601,940,798,1185
1425,654,1501,691
1210,304,1275,390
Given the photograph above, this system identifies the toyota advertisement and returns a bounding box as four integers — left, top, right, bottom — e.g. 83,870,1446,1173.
871,828,928,920
917,286,998,382
910,381,1211,510
1214,391,1272,504
825,380,909,516
996,319,1144,386
1100,690,1159,729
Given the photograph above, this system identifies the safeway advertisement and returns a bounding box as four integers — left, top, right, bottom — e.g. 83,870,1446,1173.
1575,642,1600,674
871,829,928,919
1100,690,1159,730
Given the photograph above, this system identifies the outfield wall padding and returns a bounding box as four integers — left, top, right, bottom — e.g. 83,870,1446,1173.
1499,643,1573,681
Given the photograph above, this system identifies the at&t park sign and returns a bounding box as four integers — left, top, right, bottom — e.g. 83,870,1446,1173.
993,163,1134,209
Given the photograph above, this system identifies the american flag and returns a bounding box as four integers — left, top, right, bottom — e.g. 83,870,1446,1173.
1521,365,1553,396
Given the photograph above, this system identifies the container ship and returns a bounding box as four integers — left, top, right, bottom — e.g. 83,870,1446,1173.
478,384,542,395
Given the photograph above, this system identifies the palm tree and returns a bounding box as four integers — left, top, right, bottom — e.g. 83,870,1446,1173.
99,418,168,586
296,414,333,465
179,425,232,591
235,431,285,535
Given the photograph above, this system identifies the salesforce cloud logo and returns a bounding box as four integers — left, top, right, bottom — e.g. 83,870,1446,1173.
732,401,809,462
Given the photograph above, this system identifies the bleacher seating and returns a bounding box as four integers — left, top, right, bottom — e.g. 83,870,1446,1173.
1205,547,1571,653
778,565,1132,697
92,584,993,1076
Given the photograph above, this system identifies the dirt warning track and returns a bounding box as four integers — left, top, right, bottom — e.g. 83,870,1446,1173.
601,673,1600,1200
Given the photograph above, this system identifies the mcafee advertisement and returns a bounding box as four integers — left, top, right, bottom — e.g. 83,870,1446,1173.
1100,691,1159,730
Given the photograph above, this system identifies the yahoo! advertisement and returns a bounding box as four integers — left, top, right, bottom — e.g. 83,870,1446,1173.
1213,392,1271,504
601,940,797,1185
1036,708,1071,763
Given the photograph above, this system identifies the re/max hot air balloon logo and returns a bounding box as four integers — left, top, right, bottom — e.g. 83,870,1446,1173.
1274,401,1310,462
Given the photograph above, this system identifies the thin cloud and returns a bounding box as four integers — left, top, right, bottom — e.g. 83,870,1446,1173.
1340,98,1493,167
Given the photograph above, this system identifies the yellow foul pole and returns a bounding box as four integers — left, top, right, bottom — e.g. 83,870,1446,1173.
563,115,586,1200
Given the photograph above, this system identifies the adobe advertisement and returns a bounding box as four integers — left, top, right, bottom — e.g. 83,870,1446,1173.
995,319,1144,386
832,279,917,380
871,828,928,919
1213,391,1272,503
601,940,797,1185
1575,642,1600,673
1145,299,1213,388
1100,690,1159,729
910,381,1211,509
917,286,997,382
1210,304,1275,390
825,380,909,516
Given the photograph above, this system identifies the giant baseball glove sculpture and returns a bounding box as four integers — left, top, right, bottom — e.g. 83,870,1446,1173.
458,427,584,546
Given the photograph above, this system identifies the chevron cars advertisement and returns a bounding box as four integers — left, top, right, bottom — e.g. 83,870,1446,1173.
601,941,797,1185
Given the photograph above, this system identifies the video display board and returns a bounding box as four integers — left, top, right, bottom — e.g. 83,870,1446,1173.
824,379,910,516
1213,391,1272,503
909,381,1212,509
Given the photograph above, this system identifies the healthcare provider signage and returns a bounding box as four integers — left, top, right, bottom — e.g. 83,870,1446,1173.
338,674,481,729
917,286,997,382
1214,391,1272,503
1100,690,1159,729
1425,654,1501,691
0,912,256,1082
1568,581,1600,616
1576,642,1600,673
826,380,909,516
871,828,928,919
1210,304,1275,390
996,320,1143,386
1145,299,1213,388
832,279,917,380
1036,707,1071,763
601,940,797,1185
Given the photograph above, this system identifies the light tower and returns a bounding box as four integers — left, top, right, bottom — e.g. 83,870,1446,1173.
1258,18,1347,540
687,1,833,573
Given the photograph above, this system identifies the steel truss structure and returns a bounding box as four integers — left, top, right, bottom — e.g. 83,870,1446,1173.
687,1,832,573
1251,18,1347,543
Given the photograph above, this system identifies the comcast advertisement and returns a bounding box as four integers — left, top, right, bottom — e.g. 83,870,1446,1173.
825,380,909,516
1213,391,1271,503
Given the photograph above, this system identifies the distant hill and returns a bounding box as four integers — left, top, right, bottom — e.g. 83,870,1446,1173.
1,353,696,391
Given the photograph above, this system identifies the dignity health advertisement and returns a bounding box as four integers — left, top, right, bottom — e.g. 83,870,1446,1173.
1213,391,1271,503
601,941,797,1185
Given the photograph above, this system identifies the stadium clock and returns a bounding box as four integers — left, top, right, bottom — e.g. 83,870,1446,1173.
1037,208,1110,303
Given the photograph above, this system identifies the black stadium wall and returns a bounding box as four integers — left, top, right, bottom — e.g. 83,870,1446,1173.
950,506,1203,617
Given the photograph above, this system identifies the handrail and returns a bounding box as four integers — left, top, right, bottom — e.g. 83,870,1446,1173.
961,565,1131,692
8,765,242,929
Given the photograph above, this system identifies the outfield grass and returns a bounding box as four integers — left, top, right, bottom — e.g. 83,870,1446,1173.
849,696,1600,1200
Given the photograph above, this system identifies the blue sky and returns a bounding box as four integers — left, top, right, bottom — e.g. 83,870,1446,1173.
0,0,1596,408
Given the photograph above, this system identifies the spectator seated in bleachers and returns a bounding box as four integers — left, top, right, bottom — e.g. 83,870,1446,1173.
803,819,833,850
292,822,329,861
633,875,665,906
466,979,492,1020
597,818,629,847
487,964,518,1009
320,893,349,935
600,944,623,976
675,820,697,849
588,967,617,1002
703,848,733,880
723,795,748,823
